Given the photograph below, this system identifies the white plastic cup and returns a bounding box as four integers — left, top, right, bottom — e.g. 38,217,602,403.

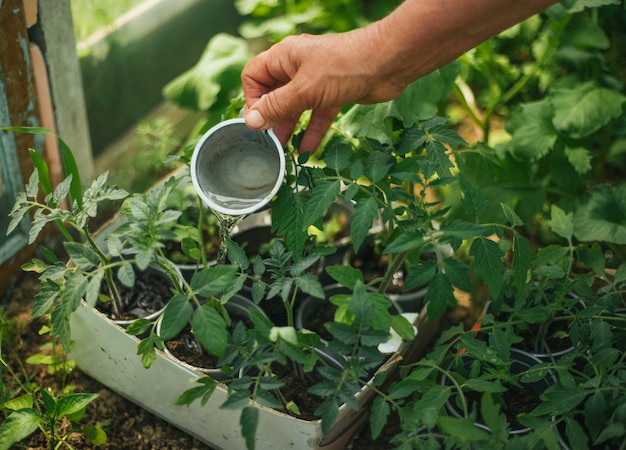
190,118,285,216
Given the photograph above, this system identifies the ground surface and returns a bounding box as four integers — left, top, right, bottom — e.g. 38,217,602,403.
3,272,472,450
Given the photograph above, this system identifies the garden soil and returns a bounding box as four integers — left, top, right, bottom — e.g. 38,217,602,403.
3,272,474,450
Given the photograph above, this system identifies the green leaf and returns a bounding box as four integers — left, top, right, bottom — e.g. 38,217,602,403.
325,265,363,289
159,295,193,340
83,425,108,446
55,393,99,418
163,34,250,111
302,180,341,229
404,260,437,290
192,305,228,357
315,398,340,436
551,82,626,139
513,233,534,291
294,273,324,299
226,236,249,270
364,151,394,183
370,397,390,439
11,126,83,205
192,265,239,297
52,175,73,206
383,231,423,254
350,197,379,252
469,237,505,298
437,416,492,442
64,242,101,270
85,271,104,307
441,220,492,239
28,149,52,195
565,146,592,175
564,417,589,450
574,184,626,244
532,387,587,416
425,273,455,319
62,272,88,313
175,377,217,406
500,203,524,227
548,204,574,241
323,141,352,171
240,406,259,450
117,263,135,288
0,409,42,449
390,314,416,341
480,392,508,440
459,176,488,218
509,99,558,161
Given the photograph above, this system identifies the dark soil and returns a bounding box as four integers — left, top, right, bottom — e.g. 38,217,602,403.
98,266,172,322
2,272,212,450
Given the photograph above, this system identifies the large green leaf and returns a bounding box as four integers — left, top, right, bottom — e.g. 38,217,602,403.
159,295,193,340
0,409,42,449
551,82,626,139
508,99,558,161
469,237,505,298
574,184,626,244
163,34,250,111
192,305,228,357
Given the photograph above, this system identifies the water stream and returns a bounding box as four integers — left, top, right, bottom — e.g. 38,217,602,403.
213,210,245,264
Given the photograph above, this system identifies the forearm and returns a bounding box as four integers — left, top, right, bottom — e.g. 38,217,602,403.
367,0,560,90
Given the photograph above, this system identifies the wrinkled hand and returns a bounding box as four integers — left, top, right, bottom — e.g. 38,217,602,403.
241,27,406,153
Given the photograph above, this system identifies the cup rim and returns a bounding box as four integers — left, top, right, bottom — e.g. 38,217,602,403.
190,118,285,216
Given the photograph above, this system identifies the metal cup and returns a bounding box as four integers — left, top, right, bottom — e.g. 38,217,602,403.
190,118,285,216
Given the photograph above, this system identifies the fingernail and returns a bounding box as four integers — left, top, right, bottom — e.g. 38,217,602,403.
245,110,266,129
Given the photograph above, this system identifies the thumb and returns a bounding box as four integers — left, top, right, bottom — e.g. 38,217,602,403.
244,85,306,130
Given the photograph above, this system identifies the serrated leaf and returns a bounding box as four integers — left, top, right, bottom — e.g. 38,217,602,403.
552,82,626,139
532,387,587,416
469,237,504,298
350,197,379,252
383,231,423,254
240,406,259,450
565,146,592,175
226,236,249,270
500,203,524,227
325,265,363,289
574,184,626,244
369,397,390,439
192,305,228,357
459,176,488,218
323,141,352,171
404,260,436,290
294,273,324,299
424,273,455,320
191,265,239,297
85,271,105,307
117,263,135,288
64,242,101,270
159,295,193,340
302,180,341,230
52,175,73,206
364,151,394,183
513,233,534,291
509,99,558,161
548,204,574,241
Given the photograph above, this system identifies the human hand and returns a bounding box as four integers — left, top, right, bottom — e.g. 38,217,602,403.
241,27,406,153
